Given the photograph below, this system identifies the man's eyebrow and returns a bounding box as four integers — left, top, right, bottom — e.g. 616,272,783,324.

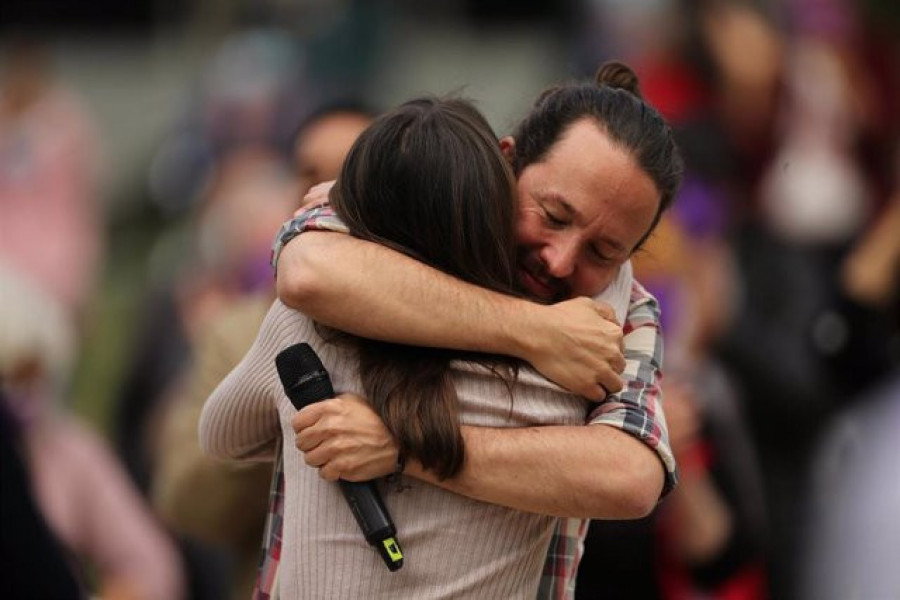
593,236,626,254
541,192,576,217
541,192,627,253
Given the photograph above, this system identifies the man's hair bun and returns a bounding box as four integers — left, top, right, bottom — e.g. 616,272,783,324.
595,61,643,99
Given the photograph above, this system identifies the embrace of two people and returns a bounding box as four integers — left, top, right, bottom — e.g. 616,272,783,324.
201,61,683,599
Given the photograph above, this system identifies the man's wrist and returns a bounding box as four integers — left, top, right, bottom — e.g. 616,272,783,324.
271,204,347,272
500,300,546,363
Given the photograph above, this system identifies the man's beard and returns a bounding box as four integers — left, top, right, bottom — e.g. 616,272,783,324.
516,251,571,303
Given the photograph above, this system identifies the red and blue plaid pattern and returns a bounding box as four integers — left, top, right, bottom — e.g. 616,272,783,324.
254,446,284,600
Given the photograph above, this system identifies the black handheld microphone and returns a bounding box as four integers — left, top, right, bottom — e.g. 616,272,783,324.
275,343,404,571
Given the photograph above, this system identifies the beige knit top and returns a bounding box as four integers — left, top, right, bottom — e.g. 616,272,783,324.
199,299,591,599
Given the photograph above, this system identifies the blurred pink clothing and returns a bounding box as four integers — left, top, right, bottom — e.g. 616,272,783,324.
0,87,103,313
26,415,185,600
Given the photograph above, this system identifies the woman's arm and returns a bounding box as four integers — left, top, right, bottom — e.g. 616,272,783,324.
198,302,285,460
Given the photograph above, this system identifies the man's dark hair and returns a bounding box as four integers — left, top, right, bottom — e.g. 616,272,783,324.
330,96,520,479
511,61,684,250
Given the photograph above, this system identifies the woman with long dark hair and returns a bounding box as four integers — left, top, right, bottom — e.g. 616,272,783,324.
200,97,600,598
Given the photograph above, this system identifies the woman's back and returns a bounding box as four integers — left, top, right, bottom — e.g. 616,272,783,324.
202,299,587,599
199,96,590,598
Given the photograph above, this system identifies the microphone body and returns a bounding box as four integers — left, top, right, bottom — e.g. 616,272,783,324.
276,343,403,571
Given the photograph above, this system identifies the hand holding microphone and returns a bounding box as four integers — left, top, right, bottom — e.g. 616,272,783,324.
292,393,399,483
276,343,404,571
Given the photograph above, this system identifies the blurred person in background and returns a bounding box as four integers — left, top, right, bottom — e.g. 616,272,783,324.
802,154,900,590
152,102,372,600
290,102,374,203
840,152,900,314
114,29,309,497
145,29,309,217
1,388,84,600
576,209,768,600
264,61,682,599
800,358,900,600
716,2,898,597
0,264,184,600
585,0,897,597
0,36,104,322
798,141,900,600
108,29,316,600
120,145,296,600
113,146,295,496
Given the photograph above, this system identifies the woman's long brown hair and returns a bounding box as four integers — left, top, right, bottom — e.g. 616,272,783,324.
329,97,521,479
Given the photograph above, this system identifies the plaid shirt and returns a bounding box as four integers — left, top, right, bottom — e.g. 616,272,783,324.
259,206,676,600
254,445,284,600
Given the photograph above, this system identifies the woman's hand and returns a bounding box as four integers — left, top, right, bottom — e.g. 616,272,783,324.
291,393,398,481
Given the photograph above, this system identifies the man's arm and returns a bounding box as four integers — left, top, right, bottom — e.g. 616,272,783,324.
296,397,663,519
277,230,624,400
439,283,674,518
293,284,674,518
414,424,663,519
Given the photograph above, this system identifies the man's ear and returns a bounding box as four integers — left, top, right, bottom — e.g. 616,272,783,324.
499,136,516,166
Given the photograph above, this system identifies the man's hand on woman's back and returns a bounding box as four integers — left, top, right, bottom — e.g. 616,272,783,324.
517,297,625,401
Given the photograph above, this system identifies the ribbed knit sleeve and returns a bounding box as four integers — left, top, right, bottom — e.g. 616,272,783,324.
198,300,315,461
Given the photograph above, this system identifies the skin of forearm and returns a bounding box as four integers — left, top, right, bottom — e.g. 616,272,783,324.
276,232,533,358
404,424,665,519
276,232,627,399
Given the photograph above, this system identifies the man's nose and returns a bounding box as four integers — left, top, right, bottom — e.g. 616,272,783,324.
541,238,578,279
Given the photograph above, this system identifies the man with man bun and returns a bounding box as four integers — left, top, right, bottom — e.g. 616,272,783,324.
271,62,683,598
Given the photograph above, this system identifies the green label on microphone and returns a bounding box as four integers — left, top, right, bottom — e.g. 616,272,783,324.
383,537,403,562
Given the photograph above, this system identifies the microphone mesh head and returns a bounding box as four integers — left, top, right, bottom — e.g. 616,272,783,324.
276,343,334,408
275,343,322,388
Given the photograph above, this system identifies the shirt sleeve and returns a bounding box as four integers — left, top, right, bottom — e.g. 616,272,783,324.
270,204,349,272
587,280,678,497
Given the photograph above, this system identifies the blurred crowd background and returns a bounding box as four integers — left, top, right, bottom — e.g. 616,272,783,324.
1,1,898,599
